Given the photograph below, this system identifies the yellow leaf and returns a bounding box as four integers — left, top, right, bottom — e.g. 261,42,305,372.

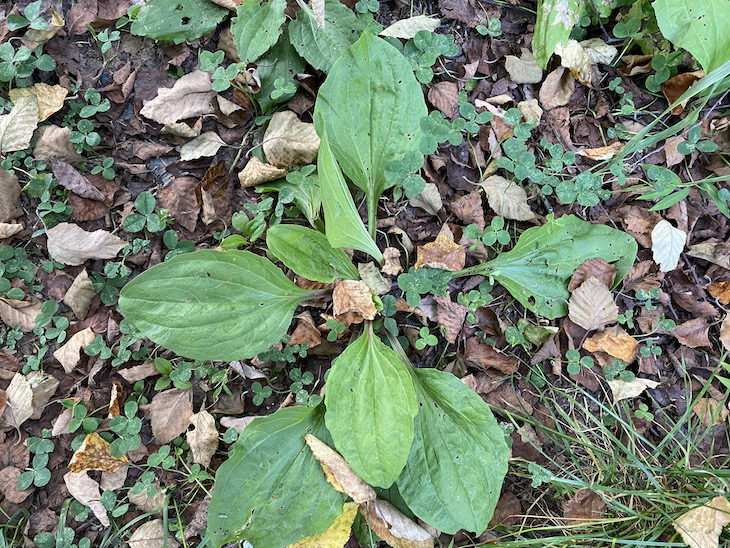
332,280,378,326
0,95,39,154
69,433,129,473
583,326,637,362
287,502,359,548
10,83,67,122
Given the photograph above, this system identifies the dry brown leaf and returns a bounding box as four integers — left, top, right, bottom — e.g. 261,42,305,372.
69,432,129,473
109,381,123,418
433,295,468,344
288,502,359,548
63,269,95,320
100,464,128,491
505,49,543,84
46,223,126,266
0,297,41,331
64,470,110,527
238,156,287,188
128,519,180,548
480,175,535,220
568,258,618,291
721,315,730,352
51,158,106,200
359,499,434,548
0,390,7,420
162,121,201,138
332,280,377,325
464,336,520,375
288,313,322,348
0,466,33,503
662,71,705,115
414,233,465,271
563,488,606,524
607,377,659,403
53,326,96,373
28,370,59,420
583,326,637,362
576,142,624,161
451,190,485,231
0,168,22,223
142,389,193,444
382,247,403,276
0,373,33,429
539,67,575,109
674,496,730,548
129,484,167,513
708,281,730,305
180,131,227,161
263,110,320,167
187,410,218,467
673,317,710,348
687,242,730,270
21,8,63,50
0,94,39,154
219,416,258,433
304,434,376,503
652,220,686,272
0,223,23,239
620,54,653,75
117,361,159,383
664,136,686,167
427,81,459,118
693,398,729,426
140,71,215,125
409,183,443,215
157,176,200,232
568,277,618,331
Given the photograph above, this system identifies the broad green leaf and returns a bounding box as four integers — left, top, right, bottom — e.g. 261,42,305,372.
469,214,637,319
266,224,360,282
318,130,383,263
533,0,584,68
289,0,363,72
130,0,228,44
118,250,314,361
397,368,509,534
208,405,344,548
325,326,418,487
652,0,730,72
231,0,286,63
314,31,426,228
256,175,321,227
257,28,306,113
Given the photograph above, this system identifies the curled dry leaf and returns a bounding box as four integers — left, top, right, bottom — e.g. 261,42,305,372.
576,142,624,161
607,377,659,403
140,71,215,125
263,110,320,168
69,432,129,473
0,297,41,331
0,222,23,239
414,233,465,271
21,8,63,50
662,71,705,115
358,262,391,295
238,156,287,188
0,168,22,223
187,409,219,467
53,326,96,373
651,220,686,272
539,67,575,110
33,125,83,164
382,247,403,276
333,280,378,325
707,281,730,305
0,373,32,429
464,336,520,375
672,317,711,348
0,94,39,154
64,471,110,527
674,496,730,548
555,39,599,88
109,381,123,418
180,132,227,161
480,175,535,220
304,434,376,503
359,499,434,548
142,388,193,445
380,15,440,39
692,398,729,426
288,502,359,548
568,277,619,331
583,326,637,363
128,519,180,548
568,258,618,292
46,223,127,266
63,269,95,320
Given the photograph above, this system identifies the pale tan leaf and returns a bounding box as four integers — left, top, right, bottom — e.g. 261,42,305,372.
555,39,599,88
359,500,434,548
69,432,129,473
142,389,193,444
140,71,215,125
674,496,730,548
576,142,624,161
312,0,325,28
568,277,618,331
100,464,128,491
238,156,288,188
607,377,659,403
304,435,376,503
333,280,377,326
64,471,110,526
33,125,83,164
480,175,535,220
517,99,543,124
720,314,730,352
262,111,320,167
358,262,391,295
0,298,41,331
651,220,685,272
579,38,617,65
20,8,63,50
180,132,227,161
414,233,465,271
217,95,244,116
0,467,33,503
161,121,201,138
117,361,160,383
0,94,39,154
583,326,637,362
0,373,33,429
208,0,241,9
129,484,167,513
51,158,106,200
382,247,403,276
46,223,126,266
427,81,459,118
664,136,686,167
128,519,180,548
693,398,729,426
63,269,95,320
28,370,59,420
408,183,443,215
539,67,575,109
0,168,22,223
505,49,543,84
380,15,440,39
0,223,23,239
687,242,730,270
10,83,67,121
53,327,96,373
288,502,358,548
219,416,258,433
187,410,218,467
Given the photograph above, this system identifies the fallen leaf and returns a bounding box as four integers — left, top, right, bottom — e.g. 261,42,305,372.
162,121,201,138
129,484,167,513
721,315,730,352
583,326,637,362
576,142,623,161
0,373,32,429
409,183,443,215
128,519,180,548
607,377,659,403
10,83,67,121
414,233,465,271
427,81,459,118
180,132,227,161
568,277,618,331
238,156,288,188
433,295,468,344
674,496,730,548
157,176,200,232
708,281,730,305
33,125,84,164
563,488,606,524
140,71,215,125
380,15,440,39
63,269,95,320
53,327,96,373
651,220,685,272
117,361,160,383
382,247,403,276
517,99,543,124
219,415,258,433
0,92,39,154
693,398,729,426
142,389,193,445
305,434,376,503
263,110,320,167
451,189,485,231
109,381,123,418
288,502,359,548
359,499,434,548
28,370,59,420
358,262,390,295
687,242,730,270
0,466,33,503
21,8,63,50
673,317,710,348
289,312,322,349
480,175,535,220
51,158,106,200
505,49,543,84
0,168,22,223
579,38,617,65
539,67,575,109
64,471,110,527
101,464,128,491
662,71,705,114
333,280,377,325
0,298,41,331
555,39,599,88
664,137,687,167
568,258,618,291
187,410,218,467
46,223,127,266
0,223,23,238
69,432,129,473
464,336,520,375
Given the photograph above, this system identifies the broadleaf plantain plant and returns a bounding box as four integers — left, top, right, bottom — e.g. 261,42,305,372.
119,31,637,547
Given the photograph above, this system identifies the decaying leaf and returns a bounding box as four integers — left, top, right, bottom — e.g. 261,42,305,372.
464,336,520,375
539,67,575,109
128,519,180,548
142,389,194,445
414,233,465,271
427,81,459,118
568,277,618,331
579,38,617,65
288,502,359,548
662,71,705,114
53,327,96,373
382,247,403,276
263,110,320,168
576,142,623,161
0,298,41,331
238,156,287,188
46,223,127,266
0,223,23,239
64,471,110,527
380,15,440,39
568,258,618,291
563,488,606,524
517,99,543,124
187,410,219,467
33,125,84,164
359,499,434,548
289,312,322,349
51,158,106,200
333,280,378,325
693,398,729,426
28,370,59,420
583,326,637,362
0,168,23,223
674,496,730,548
0,373,33,429
409,183,443,215
129,483,167,513
708,281,730,305
0,466,33,503
304,434,376,503
358,262,391,295
555,39,599,88
672,317,711,348
505,49,544,84
10,83,67,122
21,8,63,50
480,175,535,220
140,71,215,125
687,242,730,270
63,269,95,320
651,220,686,272
0,94,39,154
721,314,730,352
117,362,160,383
69,432,129,473
607,377,659,403
180,132,227,161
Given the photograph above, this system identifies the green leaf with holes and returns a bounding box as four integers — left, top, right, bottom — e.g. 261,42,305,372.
130,0,229,44
231,0,286,63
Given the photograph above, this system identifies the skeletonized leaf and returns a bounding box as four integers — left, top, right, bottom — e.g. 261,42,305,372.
606,377,659,403
63,269,95,320
0,94,39,154
651,220,686,272
0,373,33,429
180,132,227,161
263,111,320,168
142,389,193,445
480,175,535,220
380,15,440,39
50,158,106,200
46,223,126,266
53,327,96,373
674,496,730,548
187,410,219,467
140,71,215,125
69,432,129,473
568,277,618,331
0,298,41,331
360,500,434,548
0,168,23,223
304,435,376,503
64,471,110,526
128,519,180,548
288,502,359,548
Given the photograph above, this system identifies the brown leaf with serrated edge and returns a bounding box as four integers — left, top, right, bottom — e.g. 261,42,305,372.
157,176,200,232
569,258,618,291
674,496,730,548
672,317,710,348
563,488,606,524
583,325,637,362
693,398,729,426
304,434,376,503
0,168,22,223
263,111,320,168
51,158,105,200
0,298,41,331
109,381,123,418
333,280,377,326
568,277,618,331
64,470,110,526
63,269,95,320
414,234,465,271
382,247,403,276
359,500,434,548
289,502,358,548
142,389,193,445
238,156,287,189
69,433,129,473
140,71,215,125
33,125,83,164
187,409,218,468
53,327,96,373
128,519,180,548
464,336,519,375
708,281,730,305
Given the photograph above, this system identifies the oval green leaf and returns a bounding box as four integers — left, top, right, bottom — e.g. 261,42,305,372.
267,224,359,282
130,0,228,44
118,250,313,361
396,368,509,534
324,326,417,488
208,404,344,548
231,0,286,63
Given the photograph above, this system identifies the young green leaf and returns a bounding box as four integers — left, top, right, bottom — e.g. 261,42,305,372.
266,224,360,282
258,28,306,113
231,0,287,63
396,367,509,534
256,176,321,227
208,405,344,548
118,250,315,361
324,326,418,488
129,0,229,44
318,130,383,263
